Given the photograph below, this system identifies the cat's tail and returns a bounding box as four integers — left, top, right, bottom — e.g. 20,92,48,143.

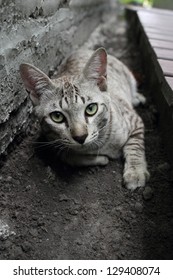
132,92,146,107
127,67,146,107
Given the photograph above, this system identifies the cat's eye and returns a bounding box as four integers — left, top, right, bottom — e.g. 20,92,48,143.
50,111,65,123
85,103,98,117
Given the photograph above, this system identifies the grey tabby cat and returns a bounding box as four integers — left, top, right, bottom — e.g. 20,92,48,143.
20,48,149,190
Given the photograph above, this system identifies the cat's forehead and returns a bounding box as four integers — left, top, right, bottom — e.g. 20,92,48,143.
54,76,92,106
59,76,79,96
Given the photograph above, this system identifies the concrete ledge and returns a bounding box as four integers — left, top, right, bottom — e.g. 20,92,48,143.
0,101,31,155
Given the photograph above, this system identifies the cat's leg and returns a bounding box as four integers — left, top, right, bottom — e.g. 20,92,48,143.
123,115,150,190
64,154,109,166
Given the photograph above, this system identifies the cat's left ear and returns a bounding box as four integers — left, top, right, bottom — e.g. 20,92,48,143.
20,63,54,106
83,47,107,91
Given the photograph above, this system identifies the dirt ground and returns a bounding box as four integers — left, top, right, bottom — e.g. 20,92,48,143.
0,14,173,260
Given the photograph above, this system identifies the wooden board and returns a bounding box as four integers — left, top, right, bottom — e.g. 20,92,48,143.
144,27,173,36
158,59,173,77
137,9,173,76
146,32,173,42
149,39,173,50
165,76,173,91
154,48,173,60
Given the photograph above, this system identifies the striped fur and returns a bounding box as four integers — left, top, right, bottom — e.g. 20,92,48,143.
20,48,149,190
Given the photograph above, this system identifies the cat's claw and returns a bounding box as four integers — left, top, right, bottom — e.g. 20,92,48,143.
123,166,150,191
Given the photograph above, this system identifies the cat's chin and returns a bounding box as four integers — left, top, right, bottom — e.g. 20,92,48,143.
71,143,89,151
69,140,100,153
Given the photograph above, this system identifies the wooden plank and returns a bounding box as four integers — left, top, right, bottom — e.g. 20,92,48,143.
127,5,173,16
149,39,173,50
138,10,173,20
141,20,173,31
165,76,173,91
154,48,173,60
146,32,173,42
158,59,173,77
144,27,173,36
138,11,173,31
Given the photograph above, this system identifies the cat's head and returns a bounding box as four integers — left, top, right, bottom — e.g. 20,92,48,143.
20,48,110,151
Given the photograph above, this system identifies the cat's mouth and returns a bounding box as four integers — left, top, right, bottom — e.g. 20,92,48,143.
70,136,102,151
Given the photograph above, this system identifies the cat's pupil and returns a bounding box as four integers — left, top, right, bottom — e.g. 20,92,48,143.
85,103,98,116
50,111,65,123
88,105,93,111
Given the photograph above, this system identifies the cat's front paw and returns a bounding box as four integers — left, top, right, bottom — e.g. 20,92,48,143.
123,166,150,191
95,155,109,166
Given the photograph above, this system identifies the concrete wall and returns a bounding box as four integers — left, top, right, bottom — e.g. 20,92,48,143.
0,0,116,155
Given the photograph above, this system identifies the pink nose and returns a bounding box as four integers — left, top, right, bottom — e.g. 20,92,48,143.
72,134,88,144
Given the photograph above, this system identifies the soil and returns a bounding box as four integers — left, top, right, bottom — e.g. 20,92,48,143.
0,14,173,260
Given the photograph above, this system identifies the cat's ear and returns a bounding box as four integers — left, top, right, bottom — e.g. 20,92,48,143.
20,63,53,105
83,47,107,91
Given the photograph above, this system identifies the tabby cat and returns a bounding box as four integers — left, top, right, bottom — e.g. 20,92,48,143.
20,47,149,190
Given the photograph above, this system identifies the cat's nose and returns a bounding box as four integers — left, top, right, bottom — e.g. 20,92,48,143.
72,134,88,144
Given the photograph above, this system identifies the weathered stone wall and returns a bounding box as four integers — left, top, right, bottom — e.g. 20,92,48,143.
0,0,117,155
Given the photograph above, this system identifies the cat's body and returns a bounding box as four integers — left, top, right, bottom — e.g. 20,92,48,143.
20,48,149,190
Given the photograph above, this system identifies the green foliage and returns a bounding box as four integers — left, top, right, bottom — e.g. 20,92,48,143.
120,0,143,3
120,0,153,6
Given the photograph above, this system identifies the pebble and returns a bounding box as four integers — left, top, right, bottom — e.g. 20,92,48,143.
53,212,58,217
126,234,131,240
6,176,13,182
115,206,123,213
25,185,32,191
59,194,69,202
76,239,82,245
32,215,38,221
157,162,170,171
134,202,143,213
4,240,12,249
143,187,153,201
0,244,6,251
68,209,78,215
12,211,19,219
12,246,23,258
21,241,32,253
46,166,55,180
53,226,60,235
113,232,122,243
37,219,45,226
29,228,38,237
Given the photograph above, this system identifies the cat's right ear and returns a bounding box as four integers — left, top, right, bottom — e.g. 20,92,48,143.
83,48,107,91
20,63,53,105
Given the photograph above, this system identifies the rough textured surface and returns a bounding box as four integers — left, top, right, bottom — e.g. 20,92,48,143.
0,0,114,154
0,15,173,260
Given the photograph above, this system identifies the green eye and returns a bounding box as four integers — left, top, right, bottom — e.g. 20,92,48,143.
85,103,98,116
50,111,65,123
